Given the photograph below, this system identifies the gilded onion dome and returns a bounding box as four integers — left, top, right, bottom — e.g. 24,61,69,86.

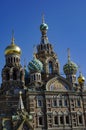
78,72,85,84
5,33,21,55
63,49,78,75
28,54,43,72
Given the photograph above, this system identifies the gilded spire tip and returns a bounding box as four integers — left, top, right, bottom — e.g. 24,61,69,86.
11,30,15,45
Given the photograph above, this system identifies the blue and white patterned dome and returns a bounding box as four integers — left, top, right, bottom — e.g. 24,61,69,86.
28,56,43,72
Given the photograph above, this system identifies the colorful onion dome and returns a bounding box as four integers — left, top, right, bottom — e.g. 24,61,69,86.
78,72,85,84
28,54,43,72
5,34,21,55
63,61,78,75
63,48,78,75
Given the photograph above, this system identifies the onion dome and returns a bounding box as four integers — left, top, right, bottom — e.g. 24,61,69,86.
5,33,21,55
78,72,85,85
28,54,43,72
39,14,49,44
40,23,48,31
63,61,78,75
40,14,48,32
63,48,78,75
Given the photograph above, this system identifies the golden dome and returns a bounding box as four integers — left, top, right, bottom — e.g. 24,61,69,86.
5,36,21,55
78,72,85,84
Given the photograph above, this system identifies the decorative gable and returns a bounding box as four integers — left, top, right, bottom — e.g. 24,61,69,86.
46,77,69,91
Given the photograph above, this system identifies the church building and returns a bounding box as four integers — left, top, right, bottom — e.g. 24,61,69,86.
0,16,86,130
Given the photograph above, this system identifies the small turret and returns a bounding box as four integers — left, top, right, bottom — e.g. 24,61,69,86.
1,32,25,90
78,72,85,85
28,53,43,85
63,48,78,84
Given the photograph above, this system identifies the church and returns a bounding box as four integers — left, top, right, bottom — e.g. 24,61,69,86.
0,16,86,130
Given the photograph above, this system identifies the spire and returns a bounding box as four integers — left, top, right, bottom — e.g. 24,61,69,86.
33,45,37,58
18,91,25,111
42,13,45,23
11,30,15,45
40,15,49,44
67,48,70,62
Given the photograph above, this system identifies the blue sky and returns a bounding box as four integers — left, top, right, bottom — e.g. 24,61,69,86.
0,0,86,84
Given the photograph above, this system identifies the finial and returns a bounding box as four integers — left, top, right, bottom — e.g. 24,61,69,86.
19,91,22,95
67,48,70,62
42,13,45,23
33,45,37,58
11,30,15,45
78,65,85,85
18,91,24,111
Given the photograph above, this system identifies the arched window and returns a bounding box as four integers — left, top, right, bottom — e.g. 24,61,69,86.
59,99,62,107
54,116,58,124
49,61,53,74
13,69,17,80
79,115,83,124
60,116,64,124
14,57,15,63
16,58,18,62
39,117,43,125
66,116,69,124
11,57,12,63
34,74,36,80
8,58,10,63
6,70,10,80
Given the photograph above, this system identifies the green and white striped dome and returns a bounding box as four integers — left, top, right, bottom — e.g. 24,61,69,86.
28,56,43,72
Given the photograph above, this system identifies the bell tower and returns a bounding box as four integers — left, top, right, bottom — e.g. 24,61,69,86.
1,32,25,92
36,15,60,79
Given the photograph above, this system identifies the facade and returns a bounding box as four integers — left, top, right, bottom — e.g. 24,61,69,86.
0,17,86,130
